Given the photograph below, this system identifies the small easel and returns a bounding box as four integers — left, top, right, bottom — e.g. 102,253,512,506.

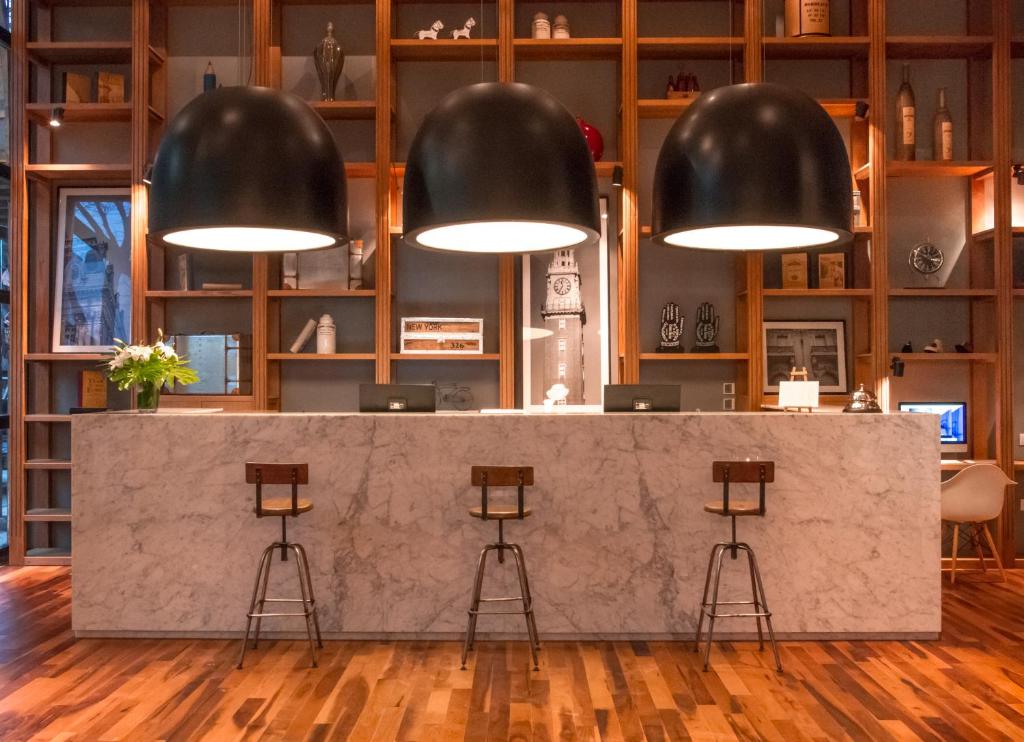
783,367,813,413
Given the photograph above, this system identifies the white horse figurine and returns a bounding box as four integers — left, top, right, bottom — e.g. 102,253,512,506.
452,18,476,40
416,20,444,40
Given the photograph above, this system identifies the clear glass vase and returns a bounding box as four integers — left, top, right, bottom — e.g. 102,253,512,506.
136,381,162,413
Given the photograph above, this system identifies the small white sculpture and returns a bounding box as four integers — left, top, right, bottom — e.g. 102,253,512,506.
924,338,944,353
452,18,476,40
543,383,570,410
417,20,444,40
532,12,551,39
552,14,570,39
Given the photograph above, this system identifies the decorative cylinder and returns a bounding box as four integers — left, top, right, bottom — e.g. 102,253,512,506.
349,239,364,289
552,15,570,39
532,12,551,40
316,314,336,354
785,0,830,37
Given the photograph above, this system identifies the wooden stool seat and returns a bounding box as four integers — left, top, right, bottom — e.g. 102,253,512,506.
703,500,760,515
468,506,532,520
257,498,313,516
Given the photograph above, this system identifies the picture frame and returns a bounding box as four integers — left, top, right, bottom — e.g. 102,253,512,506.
521,196,612,410
52,188,132,353
763,320,847,395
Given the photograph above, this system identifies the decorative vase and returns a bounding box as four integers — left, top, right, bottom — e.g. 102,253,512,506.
136,381,162,413
576,117,604,162
313,22,344,102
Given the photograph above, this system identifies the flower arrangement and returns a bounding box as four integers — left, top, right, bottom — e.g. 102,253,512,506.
104,331,200,411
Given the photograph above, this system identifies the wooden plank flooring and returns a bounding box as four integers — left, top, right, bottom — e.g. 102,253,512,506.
2,567,1024,740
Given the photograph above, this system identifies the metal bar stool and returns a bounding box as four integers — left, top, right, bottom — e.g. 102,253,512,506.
695,460,782,674
461,465,540,671
237,462,323,669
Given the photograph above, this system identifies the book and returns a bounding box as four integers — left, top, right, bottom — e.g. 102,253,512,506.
781,253,808,289
64,72,93,103
97,71,125,103
177,253,193,291
818,253,846,289
282,252,298,289
298,247,347,289
200,282,243,290
289,319,317,353
349,240,364,290
79,370,108,409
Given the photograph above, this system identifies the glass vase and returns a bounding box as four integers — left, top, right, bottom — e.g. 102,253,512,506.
136,381,162,413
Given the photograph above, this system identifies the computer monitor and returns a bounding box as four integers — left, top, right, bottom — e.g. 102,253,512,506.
603,384,681,412
359,384,436,413
897,401,968,453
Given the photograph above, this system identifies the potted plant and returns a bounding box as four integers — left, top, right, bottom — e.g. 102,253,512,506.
104,331,200,412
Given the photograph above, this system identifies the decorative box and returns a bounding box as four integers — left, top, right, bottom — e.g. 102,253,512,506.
170,333,253,394
399,317,483,354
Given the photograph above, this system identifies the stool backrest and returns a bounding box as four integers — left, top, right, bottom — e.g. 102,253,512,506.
246,462,308,517
471,466,534,520
712,460,774,516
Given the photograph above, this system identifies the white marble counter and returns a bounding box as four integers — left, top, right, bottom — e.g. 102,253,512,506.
72,412,941,639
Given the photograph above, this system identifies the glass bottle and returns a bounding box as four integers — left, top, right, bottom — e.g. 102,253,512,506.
933,87,953,162
896,64,916,161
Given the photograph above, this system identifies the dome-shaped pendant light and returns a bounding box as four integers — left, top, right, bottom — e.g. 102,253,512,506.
652,82,852,251
149,86,348,252
403,82,600,254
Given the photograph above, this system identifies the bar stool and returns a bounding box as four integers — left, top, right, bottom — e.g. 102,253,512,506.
461,466,540,671
695,460,782,673
237,462,323,669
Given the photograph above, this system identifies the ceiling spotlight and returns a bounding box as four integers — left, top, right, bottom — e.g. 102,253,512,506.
1014,164,1024,186
49,106,64,128
890,356,905,378
855,100,869,121
612,165,623,189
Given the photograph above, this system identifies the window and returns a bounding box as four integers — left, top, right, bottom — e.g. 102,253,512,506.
558,338,566,352
558,362,566,379
558,318,566,330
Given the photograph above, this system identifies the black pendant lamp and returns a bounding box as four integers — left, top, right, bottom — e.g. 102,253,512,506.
652,82,852,251
149,86,348,252
403,82,600,254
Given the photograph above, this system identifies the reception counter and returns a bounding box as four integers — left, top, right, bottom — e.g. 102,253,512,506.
71,411,941,639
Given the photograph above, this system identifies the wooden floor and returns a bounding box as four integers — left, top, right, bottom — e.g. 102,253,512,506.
2,569,1024,740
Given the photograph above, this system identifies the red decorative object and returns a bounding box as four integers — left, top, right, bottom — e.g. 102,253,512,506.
576,117,604,162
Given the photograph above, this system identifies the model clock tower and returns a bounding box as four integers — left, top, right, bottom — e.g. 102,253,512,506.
540,249,586,404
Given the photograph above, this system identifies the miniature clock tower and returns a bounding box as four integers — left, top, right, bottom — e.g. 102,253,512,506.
541,249,586,404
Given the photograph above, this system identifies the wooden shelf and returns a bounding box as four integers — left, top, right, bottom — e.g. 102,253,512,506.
887,161,992,178
637,36,743,59
942,459,998,471
763,289,874,298
886,36,994,59
763,36,870,59
145,289,253,299
27,40,133,65
268,353,376,361
24,548,71,566
25,509,72,523
392,353,500,361
26,163,131,181
638,96,861,120
27,102,132,124
890,352,997,363
267,288,376,298
24,415,73,423
25,459,73,471
639,352,749,361
391,39,497,61
346,162,375,179
513,38,622,60
308,100,375,120
888,288,996,297
25,352,106,361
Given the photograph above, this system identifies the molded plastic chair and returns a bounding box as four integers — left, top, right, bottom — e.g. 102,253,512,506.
941,464,1015,584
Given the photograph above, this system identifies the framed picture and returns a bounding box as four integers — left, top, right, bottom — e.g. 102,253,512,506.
52,188,132,352
521,196,613,410
763,320,847,394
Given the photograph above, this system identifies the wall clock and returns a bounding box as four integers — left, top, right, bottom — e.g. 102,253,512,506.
553,276,571,295
909,241,944,275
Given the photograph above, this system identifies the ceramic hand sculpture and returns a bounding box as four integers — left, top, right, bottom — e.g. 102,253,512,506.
657,302,684,353
417,20,444,40
313,22,344,102
452,18,476,39
692,302,720,353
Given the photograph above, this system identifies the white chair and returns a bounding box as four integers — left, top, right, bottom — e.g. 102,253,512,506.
941,464,1015,584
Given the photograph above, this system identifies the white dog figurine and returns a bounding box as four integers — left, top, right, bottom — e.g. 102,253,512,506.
452,18,476,40
416,20,444,40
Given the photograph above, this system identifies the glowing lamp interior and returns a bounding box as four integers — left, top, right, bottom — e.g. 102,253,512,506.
663,225,841,251
162,226,337,252
414,221,588,253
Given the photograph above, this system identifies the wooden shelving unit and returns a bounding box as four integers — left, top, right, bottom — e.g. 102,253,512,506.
7,0,1023,568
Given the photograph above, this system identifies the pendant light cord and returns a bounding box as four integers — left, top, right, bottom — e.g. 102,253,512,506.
237,0,253,86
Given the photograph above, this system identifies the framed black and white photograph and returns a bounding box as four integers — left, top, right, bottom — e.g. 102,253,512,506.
763,320,847,395
521,197,615,410
51,188,132,353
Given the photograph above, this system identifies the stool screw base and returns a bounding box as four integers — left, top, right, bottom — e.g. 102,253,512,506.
460,542,540,672
694,541,782,674
238,540,323,670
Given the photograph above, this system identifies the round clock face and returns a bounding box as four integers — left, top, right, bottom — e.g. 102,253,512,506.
910,242,944,274
553,277,571,295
